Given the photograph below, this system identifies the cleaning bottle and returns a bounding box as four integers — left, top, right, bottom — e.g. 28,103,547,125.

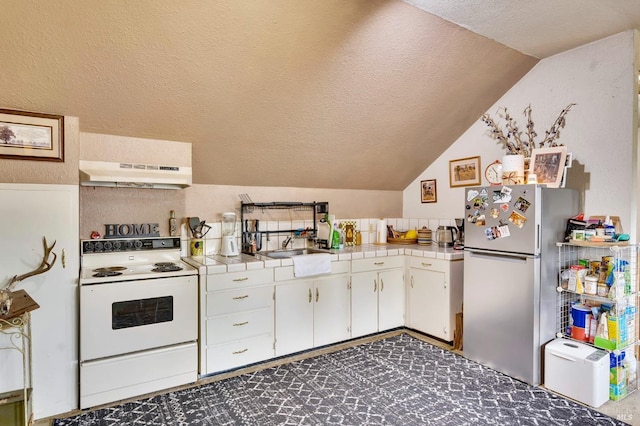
332,222,340,249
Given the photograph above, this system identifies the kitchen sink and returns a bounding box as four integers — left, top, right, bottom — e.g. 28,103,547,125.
264,248,329,259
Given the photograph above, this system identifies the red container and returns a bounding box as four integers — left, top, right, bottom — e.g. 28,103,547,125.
571,326,587,341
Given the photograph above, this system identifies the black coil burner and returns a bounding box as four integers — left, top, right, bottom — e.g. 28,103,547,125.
92,266,127,277
152,262,183,273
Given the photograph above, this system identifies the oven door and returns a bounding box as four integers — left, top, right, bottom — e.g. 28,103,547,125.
80,275,197,361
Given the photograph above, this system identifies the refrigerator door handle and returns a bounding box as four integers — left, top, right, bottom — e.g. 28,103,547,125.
465,248,534,262
536,223,541,252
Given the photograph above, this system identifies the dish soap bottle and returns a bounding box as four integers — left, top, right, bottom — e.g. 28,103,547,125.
169,210,177,236
332,222,340,249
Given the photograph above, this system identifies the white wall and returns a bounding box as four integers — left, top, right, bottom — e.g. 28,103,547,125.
404,30,639,239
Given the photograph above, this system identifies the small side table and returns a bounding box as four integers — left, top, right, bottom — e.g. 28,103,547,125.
0,290,39,426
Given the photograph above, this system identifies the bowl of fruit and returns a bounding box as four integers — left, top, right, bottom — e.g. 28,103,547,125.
387,227,418,244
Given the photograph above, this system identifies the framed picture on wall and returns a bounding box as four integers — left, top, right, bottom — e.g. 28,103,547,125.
530,146,567,188
449,156,481,188
0,109,64,162
421,179,437,203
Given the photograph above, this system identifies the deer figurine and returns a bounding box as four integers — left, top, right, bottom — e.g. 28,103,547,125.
0,237,57,317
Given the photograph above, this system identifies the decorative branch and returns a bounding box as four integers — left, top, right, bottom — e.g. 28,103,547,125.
481,103,575,157
540,103,576,147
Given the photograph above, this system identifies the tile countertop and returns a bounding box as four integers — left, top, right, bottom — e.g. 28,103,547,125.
184,243,464,274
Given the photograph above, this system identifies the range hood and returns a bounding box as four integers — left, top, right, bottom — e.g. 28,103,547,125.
79,160,192,189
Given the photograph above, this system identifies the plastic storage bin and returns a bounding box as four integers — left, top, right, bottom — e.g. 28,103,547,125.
544,338,609,408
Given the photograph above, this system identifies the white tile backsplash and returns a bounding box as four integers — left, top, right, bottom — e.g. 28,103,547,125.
181,216,458,258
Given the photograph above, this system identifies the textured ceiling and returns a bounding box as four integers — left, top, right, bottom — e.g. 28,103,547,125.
1,1,539,190
404,0,640,59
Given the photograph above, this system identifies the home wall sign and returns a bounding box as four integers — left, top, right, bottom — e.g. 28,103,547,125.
104,223,160,238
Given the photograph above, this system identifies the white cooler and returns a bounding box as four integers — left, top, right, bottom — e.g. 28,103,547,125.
544,338,609,408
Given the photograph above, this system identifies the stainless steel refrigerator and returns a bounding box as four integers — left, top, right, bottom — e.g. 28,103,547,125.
463,184,577,385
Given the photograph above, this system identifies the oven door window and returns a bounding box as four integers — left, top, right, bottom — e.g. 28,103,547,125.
112,296,174,329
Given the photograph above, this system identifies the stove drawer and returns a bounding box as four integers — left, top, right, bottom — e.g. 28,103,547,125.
80,341,197,409
206,285,274,316
206,334,274,374
207,268,273,291
206,308,273,345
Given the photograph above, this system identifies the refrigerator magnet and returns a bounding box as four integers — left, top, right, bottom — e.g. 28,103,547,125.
500,203,509,212
485,228,495,240
472,197,487,210
508,211,527,228
467,189,479,201
475,214,486,226
492,190,511,203
514,197,531,213
498,224,511,238
490,226,503,239
490,208,500,219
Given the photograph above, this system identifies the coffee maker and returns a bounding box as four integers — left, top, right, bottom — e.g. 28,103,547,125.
454,218,465,249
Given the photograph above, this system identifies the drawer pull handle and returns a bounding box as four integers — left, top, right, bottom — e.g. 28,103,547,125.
374,262,384,266
233,321,248,327
421,263,432,267
380,279,384,292
233,295,249,300
373,279,377,292
316,287,319,303
410,276,414,288
233,277,249,282
308,288,312,303
233,348,248,355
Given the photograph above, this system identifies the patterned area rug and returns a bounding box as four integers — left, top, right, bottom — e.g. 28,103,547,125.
54,334,627,425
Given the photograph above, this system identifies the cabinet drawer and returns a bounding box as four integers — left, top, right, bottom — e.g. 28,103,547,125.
206,308,273,345
206,286,274,316
274,260,349,281
351,256,404,273
409,256,448,273
207,268,273,291
206,334,274,374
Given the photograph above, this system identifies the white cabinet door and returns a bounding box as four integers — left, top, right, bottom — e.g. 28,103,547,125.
314,275,350,347
378,268,404,331
350,271,379,338
409,268,447,339
275,280,313,356
0,184,79,418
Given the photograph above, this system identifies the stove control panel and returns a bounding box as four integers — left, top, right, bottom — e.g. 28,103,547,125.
82,237,181,254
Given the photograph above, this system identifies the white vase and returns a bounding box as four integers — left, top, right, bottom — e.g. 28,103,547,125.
502,154,525,185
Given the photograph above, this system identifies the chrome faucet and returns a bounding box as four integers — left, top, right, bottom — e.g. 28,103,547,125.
282,236,293,249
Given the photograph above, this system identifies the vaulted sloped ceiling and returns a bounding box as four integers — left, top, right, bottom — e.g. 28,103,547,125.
404,0,640,59
1,0,537,190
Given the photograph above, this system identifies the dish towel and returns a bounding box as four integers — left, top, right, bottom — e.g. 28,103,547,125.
292,253,331,277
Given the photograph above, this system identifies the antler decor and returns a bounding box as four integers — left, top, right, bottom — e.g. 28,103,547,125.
0,237,57,316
